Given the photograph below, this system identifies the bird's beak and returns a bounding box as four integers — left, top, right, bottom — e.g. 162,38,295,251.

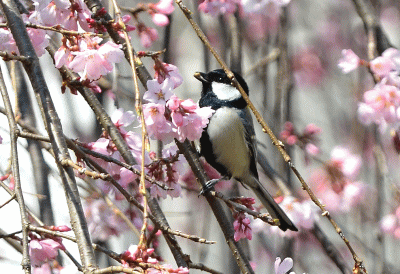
194,72,208,83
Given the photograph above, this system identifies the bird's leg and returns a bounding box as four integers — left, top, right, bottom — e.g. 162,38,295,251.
199,176,230,196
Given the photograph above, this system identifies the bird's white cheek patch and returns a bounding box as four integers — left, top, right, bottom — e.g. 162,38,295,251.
211,82,242,101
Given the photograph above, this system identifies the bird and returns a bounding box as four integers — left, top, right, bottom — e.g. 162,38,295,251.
194,69,298,232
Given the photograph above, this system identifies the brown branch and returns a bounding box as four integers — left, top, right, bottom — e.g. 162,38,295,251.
210,191,278,226
175,140,255,274
351,0,392,58
0,57,31,273
0,0,97,271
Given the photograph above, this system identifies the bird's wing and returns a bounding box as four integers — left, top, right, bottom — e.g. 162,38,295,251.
239,107,259,179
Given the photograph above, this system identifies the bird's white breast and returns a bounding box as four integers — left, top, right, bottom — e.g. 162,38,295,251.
207,107,250,178
211,82,242,101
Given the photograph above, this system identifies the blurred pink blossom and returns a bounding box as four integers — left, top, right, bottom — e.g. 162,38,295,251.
242,0,290,15
274,196,319,236
154,0,175,14
198,0,238,16
338,49,360,73
138,25,159,48
275,257,294,274
84,198,130,241
29,238,65,267
370,56,396,77
280,122,322,163
330,146,362,180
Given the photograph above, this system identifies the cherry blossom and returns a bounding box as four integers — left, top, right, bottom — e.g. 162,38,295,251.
144,78,174,104
198,0,238,16
154,62,183,88
280,122,322,163
143,103,174,142
68,40,124,80
338,49,360,73
275,257,295,274
268,196,318,237
233,212,252,241
84,198,130,241
138,25,159,48
370,56,396,77
29,238,65,267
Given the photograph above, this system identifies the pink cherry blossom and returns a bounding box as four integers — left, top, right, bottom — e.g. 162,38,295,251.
154,62,183,88
143,103,174,141
382,48,400,71
68,40,123,80
144,79,174,104
370,56,396,77
233,212,252,241
276,196,318,232
111,108,136,129
84,198,129,241
151,13,170,27
338,49,360,73
275,257,295,274
0,29,18,54
293,48,325,86
29,238,65,267
165,96,214,142
155,0,175,14
54,45,71,68
341,181,366,211
35,1,70,27
198,0,238,16
358,84,400,126
138,26,159,48
122,245,157,265
380,214,397,234
330,146,361,180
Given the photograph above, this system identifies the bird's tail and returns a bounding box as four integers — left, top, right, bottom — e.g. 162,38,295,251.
249,178,298,232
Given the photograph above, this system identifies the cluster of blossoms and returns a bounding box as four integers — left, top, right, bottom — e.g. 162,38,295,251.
55,36,124,81
143,78,214,143
380,206,400,239
121,245,189,274
80,63,214,240
309,146,366,213
338,48,400,134
29,226,71,268
135,0,174,48
280,122,322,164
83,198,131,241
231,197,256,241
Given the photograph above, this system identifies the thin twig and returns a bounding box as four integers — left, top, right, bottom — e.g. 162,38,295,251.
210,191,278,226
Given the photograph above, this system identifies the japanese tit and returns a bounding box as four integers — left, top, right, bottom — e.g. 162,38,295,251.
194,69,298,232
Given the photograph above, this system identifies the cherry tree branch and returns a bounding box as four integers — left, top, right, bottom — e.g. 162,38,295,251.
0,59,31,274
0,0,96,271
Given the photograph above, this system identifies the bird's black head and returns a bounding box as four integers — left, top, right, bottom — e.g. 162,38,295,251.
194,69,249,109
